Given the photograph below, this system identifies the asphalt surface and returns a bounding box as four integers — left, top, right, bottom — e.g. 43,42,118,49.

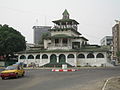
0,67,120,90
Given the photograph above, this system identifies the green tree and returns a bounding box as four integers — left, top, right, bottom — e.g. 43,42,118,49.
0,24,26,60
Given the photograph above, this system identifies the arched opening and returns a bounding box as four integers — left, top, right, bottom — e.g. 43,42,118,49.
50,54,57,63
42,54,48,59
20,55,26,59
28,55,34,59
96,53,104,58
36,55,40,59
77,54,85,58
59,54,66,63
87,53,94,58
67,54,74,58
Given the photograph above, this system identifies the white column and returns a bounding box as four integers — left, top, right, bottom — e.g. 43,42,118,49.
60,39,62,47
25,54,28,67
67,38,70,48
74,53,77,67
60,22,62,28
53,39,55,46
48,54,50,63
39,54,42,66
69,39,72,49
57,55,59,63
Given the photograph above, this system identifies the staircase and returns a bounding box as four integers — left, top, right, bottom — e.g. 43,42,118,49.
43,62,73,67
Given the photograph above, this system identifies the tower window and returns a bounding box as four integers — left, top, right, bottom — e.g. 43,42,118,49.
55,39,59,43
62,38,67,44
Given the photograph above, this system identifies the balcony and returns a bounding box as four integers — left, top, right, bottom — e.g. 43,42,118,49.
53,25,77,30
48,44,72,50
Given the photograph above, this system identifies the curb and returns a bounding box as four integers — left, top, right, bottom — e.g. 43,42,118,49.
52,69,77,72
102,77,113,90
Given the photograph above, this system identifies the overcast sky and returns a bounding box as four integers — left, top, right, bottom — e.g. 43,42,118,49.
0,0,120,44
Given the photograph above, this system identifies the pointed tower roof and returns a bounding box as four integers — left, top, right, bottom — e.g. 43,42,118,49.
62,9,69,19
52,9,79,25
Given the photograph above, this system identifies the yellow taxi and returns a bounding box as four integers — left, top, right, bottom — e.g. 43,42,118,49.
0,65,25,80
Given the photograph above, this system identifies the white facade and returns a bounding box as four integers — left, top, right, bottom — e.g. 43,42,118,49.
18,10,113,67
100,36,112,46
18,51,112,67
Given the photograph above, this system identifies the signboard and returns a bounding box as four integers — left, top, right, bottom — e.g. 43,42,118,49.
62,64,67,69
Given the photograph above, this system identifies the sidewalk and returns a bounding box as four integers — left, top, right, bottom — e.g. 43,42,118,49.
104,77,120,90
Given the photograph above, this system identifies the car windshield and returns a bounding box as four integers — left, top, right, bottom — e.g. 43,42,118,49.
5,66,17,70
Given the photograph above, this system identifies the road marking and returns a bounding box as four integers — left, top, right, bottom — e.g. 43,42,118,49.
52,69,77,72
102,77,113,90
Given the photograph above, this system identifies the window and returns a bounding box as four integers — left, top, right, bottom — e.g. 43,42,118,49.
62,38,67,44
72,42,80,49
50,54,57,63
77,54,85,58
87,53,94,58
55,39,59,43
20,55,26,59
59,54,66,63
96,53,104,58
36,55,40,59
28,55,34,59
67,54,74,58
42,54,48,59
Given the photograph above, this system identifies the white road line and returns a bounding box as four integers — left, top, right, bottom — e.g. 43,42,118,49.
102,78,113,90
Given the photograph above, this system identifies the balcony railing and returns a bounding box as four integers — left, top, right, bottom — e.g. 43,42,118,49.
53,25,77,30
48,44,72,50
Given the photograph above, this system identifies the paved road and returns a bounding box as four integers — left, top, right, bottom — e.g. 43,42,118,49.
0,67,120,90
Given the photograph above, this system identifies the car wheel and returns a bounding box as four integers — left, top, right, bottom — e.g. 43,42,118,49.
16,73,19,78
22,73,24,77
22,72,25,77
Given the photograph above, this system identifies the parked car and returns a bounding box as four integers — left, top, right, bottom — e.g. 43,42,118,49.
0,65,25,80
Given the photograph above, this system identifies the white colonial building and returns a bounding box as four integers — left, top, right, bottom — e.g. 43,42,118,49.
18,10,113,67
